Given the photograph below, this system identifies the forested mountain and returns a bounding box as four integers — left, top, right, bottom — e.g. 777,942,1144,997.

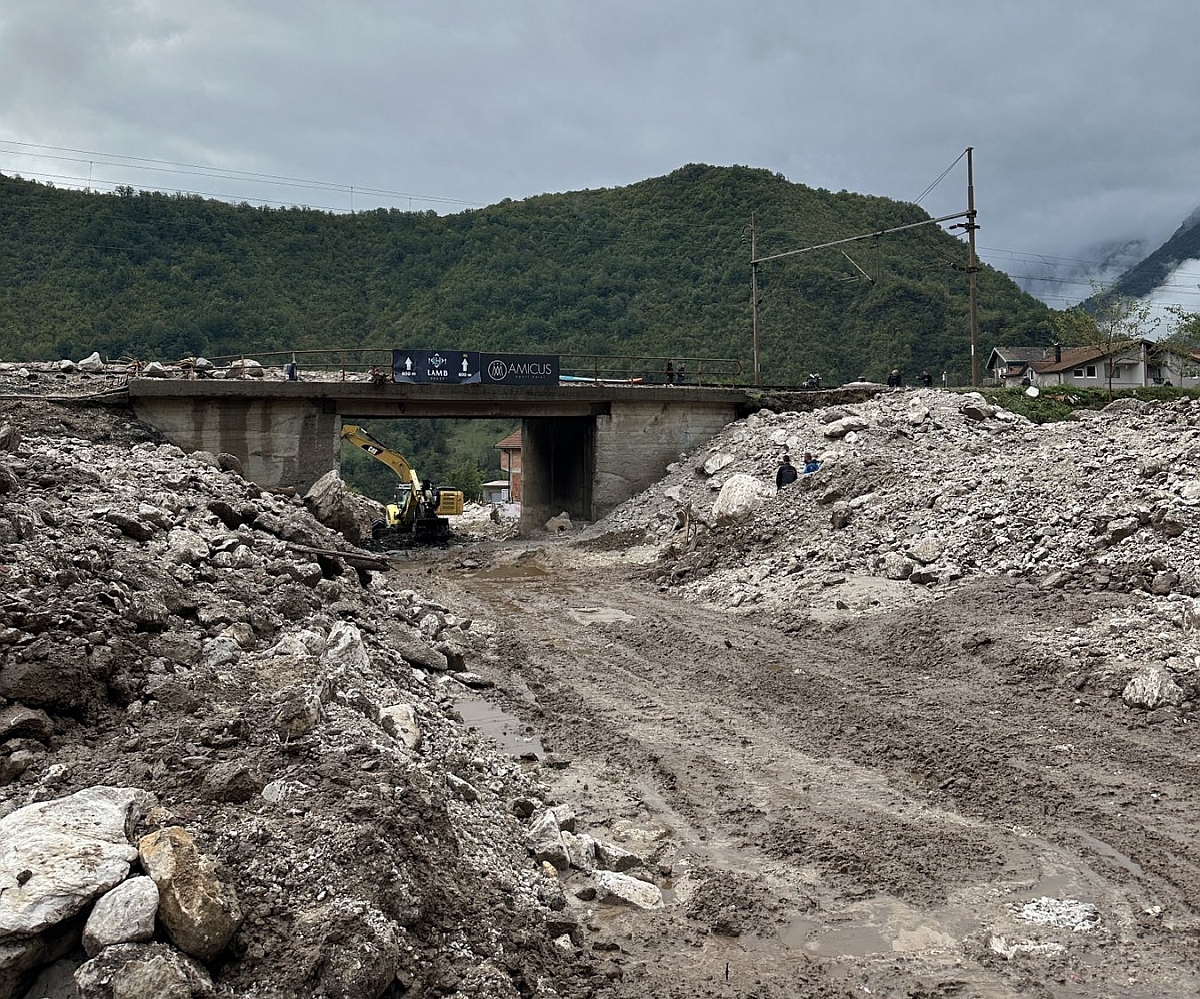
1111,206,1200,300
0,165,1054,385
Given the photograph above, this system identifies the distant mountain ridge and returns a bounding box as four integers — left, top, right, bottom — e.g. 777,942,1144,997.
0,166,1054,385
1016,236,1148,308
1112,207,1200,300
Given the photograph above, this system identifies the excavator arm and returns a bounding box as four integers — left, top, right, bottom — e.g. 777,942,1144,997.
340,424,421,493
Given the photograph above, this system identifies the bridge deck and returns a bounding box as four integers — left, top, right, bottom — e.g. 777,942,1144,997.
126,377,756,418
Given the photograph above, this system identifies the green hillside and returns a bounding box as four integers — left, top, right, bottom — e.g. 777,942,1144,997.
0,165,1053,385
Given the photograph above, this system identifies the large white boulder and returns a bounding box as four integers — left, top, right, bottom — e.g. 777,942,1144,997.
702,452,735,476
226,357,264,378
1123,664,1186,709
823,415,869,439
711,474,774,525
379,704,422,752
0,787,152,939
592,870,663,910
83,876,159,956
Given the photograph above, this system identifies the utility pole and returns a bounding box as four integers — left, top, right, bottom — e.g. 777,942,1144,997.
966,146,979,387
750,212,761,386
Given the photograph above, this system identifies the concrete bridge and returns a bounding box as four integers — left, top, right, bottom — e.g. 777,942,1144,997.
127,378,751,527
126,377,876,528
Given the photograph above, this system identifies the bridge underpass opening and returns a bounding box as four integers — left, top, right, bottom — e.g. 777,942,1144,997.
521,417,595,527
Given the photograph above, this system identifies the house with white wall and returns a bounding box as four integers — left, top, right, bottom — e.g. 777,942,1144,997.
987,341,1200,389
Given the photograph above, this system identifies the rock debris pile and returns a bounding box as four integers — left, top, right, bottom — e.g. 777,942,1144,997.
0,355,382,389
597,389,1200,603
589,388,1200,711
0,400,618,998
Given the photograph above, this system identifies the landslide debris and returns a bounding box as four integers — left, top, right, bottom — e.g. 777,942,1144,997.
585,387,1200,713
0,399,609,998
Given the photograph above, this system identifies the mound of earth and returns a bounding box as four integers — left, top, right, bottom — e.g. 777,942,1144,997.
0,398,611,998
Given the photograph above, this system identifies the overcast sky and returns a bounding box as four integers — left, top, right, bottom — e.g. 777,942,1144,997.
2,1,1199,311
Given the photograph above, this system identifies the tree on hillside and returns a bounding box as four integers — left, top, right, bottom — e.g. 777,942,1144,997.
1054,286,1159,399
1164,305,1200,346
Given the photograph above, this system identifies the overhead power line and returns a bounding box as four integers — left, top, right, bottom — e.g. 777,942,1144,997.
0,139,486,210
912,149,967,206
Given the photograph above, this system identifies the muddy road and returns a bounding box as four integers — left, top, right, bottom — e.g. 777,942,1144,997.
424,540,1199,998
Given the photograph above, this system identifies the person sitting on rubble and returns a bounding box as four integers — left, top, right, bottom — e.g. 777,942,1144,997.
887,368,902,388
919,370,933,388
802,453,821,474
776,455,798,490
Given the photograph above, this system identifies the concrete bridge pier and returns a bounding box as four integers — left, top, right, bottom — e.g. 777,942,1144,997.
131,395,341,492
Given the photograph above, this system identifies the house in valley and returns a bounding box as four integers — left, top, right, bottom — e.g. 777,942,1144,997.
987,340,1200,390
495,428,522,502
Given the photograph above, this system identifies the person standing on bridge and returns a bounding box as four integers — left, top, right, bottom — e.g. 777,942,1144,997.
676,362,686,385
664,359,675,385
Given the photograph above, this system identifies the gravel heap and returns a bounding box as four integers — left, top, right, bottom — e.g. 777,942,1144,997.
0,399,605,998
585,388,1200,712
594,388,1200,605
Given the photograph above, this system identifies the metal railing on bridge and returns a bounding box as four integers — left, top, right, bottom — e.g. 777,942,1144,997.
127,349,744,387
558,354,741,386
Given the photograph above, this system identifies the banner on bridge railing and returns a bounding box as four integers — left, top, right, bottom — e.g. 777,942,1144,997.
391,350,558,385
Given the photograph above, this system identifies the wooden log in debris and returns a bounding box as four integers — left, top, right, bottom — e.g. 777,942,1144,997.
285,542,391,571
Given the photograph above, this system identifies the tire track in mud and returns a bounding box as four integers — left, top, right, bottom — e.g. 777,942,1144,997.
446,550,1200,996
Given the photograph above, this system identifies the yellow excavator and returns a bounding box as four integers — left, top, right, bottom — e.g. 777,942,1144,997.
340,424,464,541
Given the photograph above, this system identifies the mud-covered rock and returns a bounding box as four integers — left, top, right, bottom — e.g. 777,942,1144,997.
75,942,213,998
138,827,242,961
303,470,373,543
0,704,54,742
291,903,399,999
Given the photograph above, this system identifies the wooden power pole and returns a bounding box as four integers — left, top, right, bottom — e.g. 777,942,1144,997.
750,212,761,386
967,147,980,387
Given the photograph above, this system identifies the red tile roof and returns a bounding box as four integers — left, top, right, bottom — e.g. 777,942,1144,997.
495,429,522,450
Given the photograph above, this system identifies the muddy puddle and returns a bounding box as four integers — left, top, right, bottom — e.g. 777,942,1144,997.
743,898,969,958
463,562,552,581
455,696,545,759
569,606,635,625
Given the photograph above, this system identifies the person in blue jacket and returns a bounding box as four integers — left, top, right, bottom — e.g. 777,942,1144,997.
802,453,821,474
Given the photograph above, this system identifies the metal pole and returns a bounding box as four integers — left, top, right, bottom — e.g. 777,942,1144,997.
750,212,761,387
967,146,979,387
